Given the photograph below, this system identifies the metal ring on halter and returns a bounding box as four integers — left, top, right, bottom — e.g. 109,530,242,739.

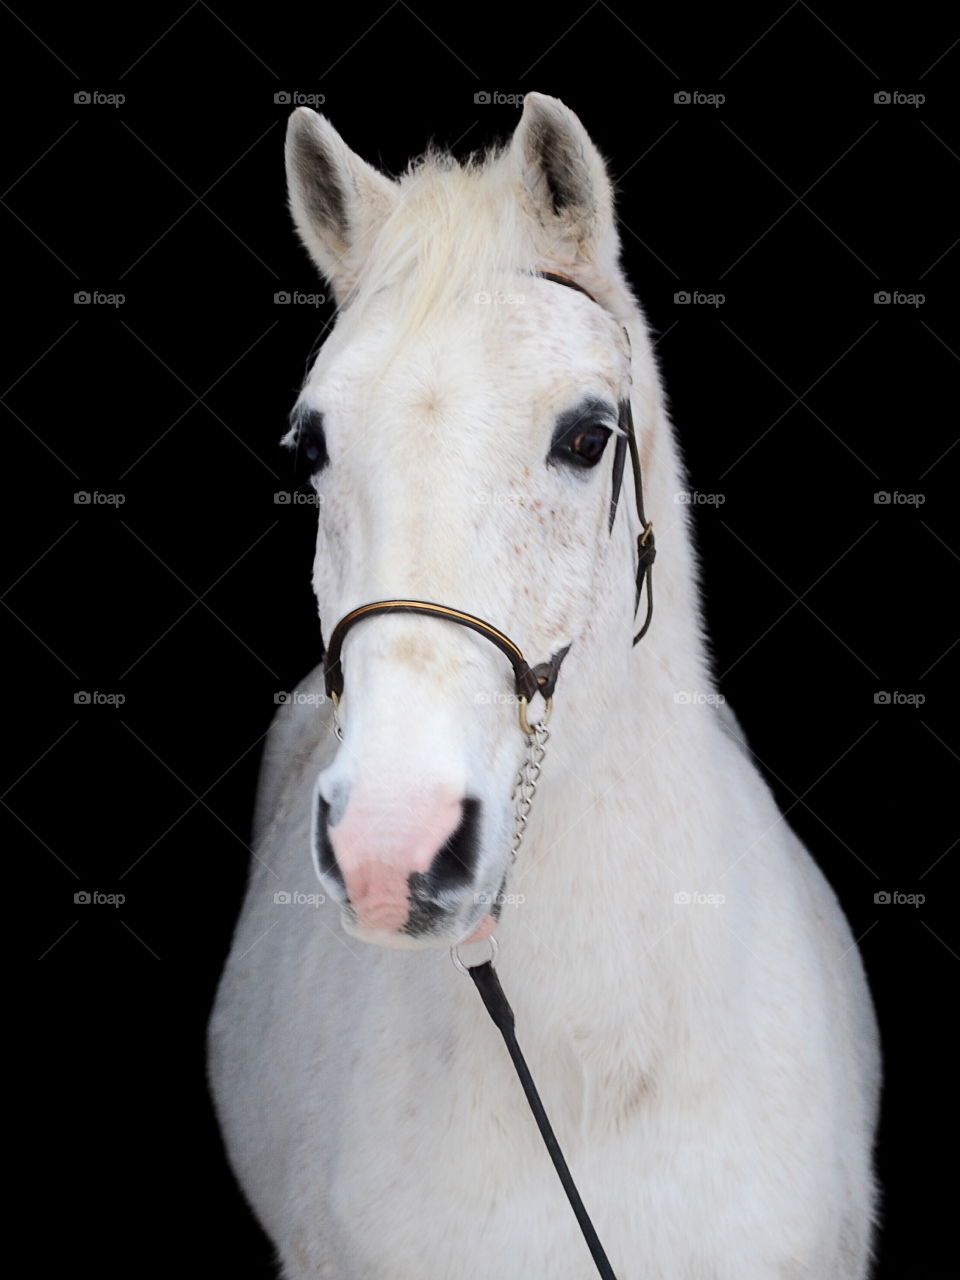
518,694,552,736
450,934,500,974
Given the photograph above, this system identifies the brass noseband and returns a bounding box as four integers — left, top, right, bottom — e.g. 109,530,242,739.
323,600,570,733
316,270,656,732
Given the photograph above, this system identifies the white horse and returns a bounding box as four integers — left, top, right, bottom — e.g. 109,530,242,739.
209,93,880,1279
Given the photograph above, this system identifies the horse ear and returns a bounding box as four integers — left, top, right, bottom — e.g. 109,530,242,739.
510,93,618,273
285,107,398,299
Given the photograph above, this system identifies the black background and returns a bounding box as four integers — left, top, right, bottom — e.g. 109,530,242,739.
8,4,957,1276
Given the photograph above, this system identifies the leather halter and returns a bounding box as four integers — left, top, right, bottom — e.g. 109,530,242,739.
318,270,656,722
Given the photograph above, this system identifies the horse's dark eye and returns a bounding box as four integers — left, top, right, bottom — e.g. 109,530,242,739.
549,418,613,470
569,425,611,464
289,408,328,484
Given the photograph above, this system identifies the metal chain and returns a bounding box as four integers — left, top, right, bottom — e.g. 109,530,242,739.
509,721,549,864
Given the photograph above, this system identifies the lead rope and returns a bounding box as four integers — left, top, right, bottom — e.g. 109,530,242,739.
452,720,620,1280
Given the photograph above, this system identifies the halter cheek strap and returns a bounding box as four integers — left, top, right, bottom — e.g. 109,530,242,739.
621,394,656,645
539,274,656,645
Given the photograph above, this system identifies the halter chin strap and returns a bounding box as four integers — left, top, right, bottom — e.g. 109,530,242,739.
316,269,655,724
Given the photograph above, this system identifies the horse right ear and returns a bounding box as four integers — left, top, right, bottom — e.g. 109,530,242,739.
285,108,399,300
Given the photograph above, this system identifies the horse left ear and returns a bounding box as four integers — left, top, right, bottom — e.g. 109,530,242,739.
510,93,618,273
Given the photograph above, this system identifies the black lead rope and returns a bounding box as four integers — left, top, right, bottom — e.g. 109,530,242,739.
467,960,620,1280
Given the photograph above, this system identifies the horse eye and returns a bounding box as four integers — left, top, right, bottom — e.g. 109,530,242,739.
550,420,613,469
289,409,328,484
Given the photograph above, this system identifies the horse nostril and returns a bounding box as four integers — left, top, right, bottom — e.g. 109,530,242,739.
419,796,482,892
315,794,346,893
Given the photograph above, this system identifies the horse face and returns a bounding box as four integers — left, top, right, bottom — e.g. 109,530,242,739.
282,96,650,947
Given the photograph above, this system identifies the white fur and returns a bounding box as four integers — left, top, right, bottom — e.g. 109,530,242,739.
209,95,880,1278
